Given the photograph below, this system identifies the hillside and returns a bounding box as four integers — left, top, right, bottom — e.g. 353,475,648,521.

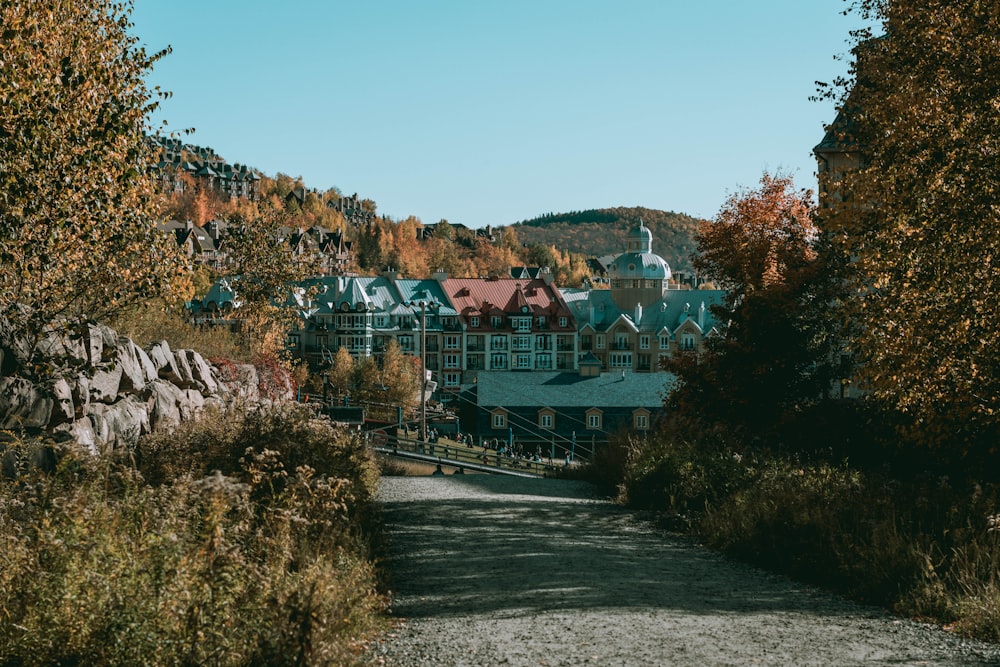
511,207,703,272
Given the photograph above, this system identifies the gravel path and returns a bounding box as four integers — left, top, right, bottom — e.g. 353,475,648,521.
369,475,1000,666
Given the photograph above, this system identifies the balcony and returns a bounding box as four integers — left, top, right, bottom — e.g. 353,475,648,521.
466,342,486,352
611,341,633,351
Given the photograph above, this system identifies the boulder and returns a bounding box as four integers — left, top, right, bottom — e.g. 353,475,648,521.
180,389,206,421
117,339,150,393
147,340,183,385
93,398,148,453
185,350,219,395
145,379,183,432
72,375,91,419
0,377,52,429
35,323,88,365
172,349,196,388
51,418,98,456
49,378,75,426
89,364,123,404
95,323,117,363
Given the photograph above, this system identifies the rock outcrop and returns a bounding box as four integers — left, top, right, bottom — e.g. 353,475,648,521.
0,319,292,456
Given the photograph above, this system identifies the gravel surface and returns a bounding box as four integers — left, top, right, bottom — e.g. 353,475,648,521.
369,475,1000,666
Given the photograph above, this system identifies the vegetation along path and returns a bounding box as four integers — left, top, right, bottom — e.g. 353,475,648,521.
370,475,1000,667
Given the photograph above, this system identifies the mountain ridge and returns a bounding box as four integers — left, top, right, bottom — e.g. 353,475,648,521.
510,206,703,272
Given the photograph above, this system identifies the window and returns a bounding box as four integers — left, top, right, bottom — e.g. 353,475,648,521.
609,352,632,368
470,316,480,328
681,333,697,350
596,335,606,350
539,412,554,429
491,315,503,328
516,354,531,369
491,335,508,350
637,354,651,371
513,335,531,350
613,334,631,350
444,372,460,387
536,316,546,328
444,353,460,368
586,411,602,430
658,335,670,349
535,353,552,370
634,413,649,430
444,335,460,350
581,335,592,351
287,334,300,349
513,316,531,332
639,335,650,350
492,412,507,429
535,334,551,350
491,353,508,369
559,317,568,328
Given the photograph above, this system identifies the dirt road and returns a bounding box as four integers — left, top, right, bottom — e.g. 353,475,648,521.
370,475,1000,666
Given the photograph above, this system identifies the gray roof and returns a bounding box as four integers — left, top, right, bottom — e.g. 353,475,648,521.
561,287,727,335
475,371,674,409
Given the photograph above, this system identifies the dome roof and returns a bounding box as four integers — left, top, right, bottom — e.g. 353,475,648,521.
627,221,653,252
609,251,671,280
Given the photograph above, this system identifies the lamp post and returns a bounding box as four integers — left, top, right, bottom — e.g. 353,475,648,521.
406,298,434,444
419,301,428,444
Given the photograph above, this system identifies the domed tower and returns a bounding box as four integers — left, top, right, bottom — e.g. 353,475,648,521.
608,220,671,309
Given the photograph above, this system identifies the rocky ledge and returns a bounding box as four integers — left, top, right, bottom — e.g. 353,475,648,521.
0,319,290,456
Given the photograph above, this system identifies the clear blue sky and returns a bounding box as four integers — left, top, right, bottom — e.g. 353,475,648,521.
131,1,867,228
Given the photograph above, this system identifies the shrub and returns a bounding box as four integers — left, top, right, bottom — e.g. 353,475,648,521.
0,410,386,666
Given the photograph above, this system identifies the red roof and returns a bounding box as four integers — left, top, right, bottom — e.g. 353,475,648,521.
441,277,575,331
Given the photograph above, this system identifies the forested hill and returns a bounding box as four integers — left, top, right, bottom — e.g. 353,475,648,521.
511,207,703,271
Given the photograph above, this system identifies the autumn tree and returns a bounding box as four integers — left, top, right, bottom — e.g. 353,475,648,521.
818,1,1000,453
379,339,419,416
325,346,355,403
222,208,320,359
0,0,184,351
665,173,847,448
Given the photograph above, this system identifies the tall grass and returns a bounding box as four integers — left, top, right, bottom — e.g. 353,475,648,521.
0,404,387,666
607,430,1000,641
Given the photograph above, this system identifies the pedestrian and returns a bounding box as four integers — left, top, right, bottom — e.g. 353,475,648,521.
431,464,444,476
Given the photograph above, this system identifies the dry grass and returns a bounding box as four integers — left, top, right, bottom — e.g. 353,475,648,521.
0,406,388,666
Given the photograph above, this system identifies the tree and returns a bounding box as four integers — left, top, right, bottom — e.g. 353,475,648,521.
379,339,419,416
0,0,184,351
695,174,818,302
665,173,846,449
325,347,355,403
222,209,320,359
818,1,1000,452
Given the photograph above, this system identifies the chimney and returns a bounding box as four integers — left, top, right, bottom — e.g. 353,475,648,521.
634,302,643,326
698,301,706,329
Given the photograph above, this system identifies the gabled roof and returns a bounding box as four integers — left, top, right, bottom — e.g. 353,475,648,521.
394,279,458,317
442,277,574,330
476,371,674,408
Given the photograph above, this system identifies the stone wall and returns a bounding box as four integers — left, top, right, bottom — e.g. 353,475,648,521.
0,320,290,455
